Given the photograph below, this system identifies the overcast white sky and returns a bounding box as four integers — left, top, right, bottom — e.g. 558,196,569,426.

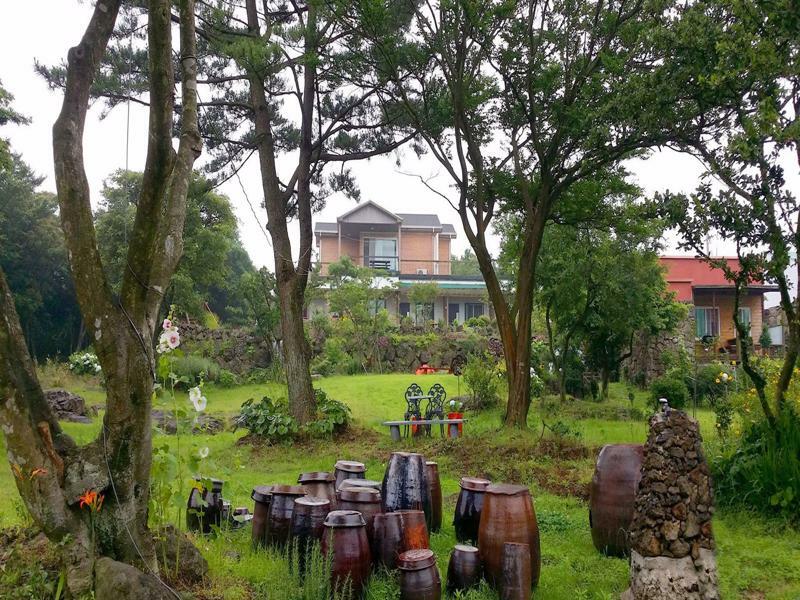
1,2,795,308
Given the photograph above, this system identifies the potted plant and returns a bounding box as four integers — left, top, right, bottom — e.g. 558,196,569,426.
448,400,464,435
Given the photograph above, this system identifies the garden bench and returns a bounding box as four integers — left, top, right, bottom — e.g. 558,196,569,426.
382,418,466,441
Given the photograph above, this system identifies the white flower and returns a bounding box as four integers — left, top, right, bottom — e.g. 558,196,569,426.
166,330,180,349
198,447,209,459
189,386,202,403
190,393,207,413
162,318,173,331
721,373,730,382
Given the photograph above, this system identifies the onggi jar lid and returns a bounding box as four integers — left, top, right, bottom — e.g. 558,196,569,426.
334,460,366,473
298,471,335,483
459,477,491,491
397,548,436,570
453,544,479,554
338,487,381,503
323,510,366,528
486,483,529,496
339,478,381,491
251,485,274,503
294,496,331,509
270,484,307,496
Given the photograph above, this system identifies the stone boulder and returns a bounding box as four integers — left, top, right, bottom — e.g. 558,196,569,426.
151,410,226,435
154,525,208,583
44,389,94,423
94,557,173,600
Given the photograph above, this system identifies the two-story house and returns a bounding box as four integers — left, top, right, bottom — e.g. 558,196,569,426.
311,201,490,323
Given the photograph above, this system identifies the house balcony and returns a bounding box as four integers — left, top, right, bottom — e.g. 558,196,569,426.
318,257,452,276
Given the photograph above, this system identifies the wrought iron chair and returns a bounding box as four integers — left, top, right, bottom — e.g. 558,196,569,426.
404,383,424,438
425,383,447,437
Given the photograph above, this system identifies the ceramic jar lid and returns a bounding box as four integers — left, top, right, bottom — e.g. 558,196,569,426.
338,487,381,503
459,477,491,491
398,548,436,570
195,477,224,492
298,471,336,483
294,496,331,509
339,478,381,491
485,483,529,496
453,544,479,554
251,485,274,503
334,460,366,473
324,510,366,528
270,484,307,496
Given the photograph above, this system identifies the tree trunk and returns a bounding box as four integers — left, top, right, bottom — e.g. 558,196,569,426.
601,367,610,400
278,273,316,422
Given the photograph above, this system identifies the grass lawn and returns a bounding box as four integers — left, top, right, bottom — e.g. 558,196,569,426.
1,373,798,599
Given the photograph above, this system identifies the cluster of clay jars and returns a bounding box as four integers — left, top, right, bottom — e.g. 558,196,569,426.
187,478,226,534
588,444,644,556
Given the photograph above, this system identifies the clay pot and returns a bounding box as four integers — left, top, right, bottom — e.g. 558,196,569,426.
266,485,307,548
453,477,491,544
500,542,531,600
398,549,441,600
322,510,372,599
298,472,337,509
446,544,482,594
589,444,644,557
372,512,404,570
478,484,540,589
291,496,330,575
396,510,430,551
334,461,367,491
186,478,224,534
251,485,274,547
425,462,442,533
382,452,430,528
339,478,382,493
337,487,382,542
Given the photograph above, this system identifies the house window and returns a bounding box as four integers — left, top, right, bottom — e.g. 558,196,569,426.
369,298,387,316
737,307,752,332
399,302,411,317
448,303,460,323
465,302,484,320
363,238,398,271
695,307,720,338
414,302,434,323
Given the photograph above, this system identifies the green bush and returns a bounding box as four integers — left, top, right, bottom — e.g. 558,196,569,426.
305,389,351,436
170,354,220,387
712,410,800,521
218,369,239,388
235,396,298,442
68,350,101,376
463,353,500,410
693,363,736,405
649,374,689,409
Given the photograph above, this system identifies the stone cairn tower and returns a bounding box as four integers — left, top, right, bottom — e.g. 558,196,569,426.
622,407,720,600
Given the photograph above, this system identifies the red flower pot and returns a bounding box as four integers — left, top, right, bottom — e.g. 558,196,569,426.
448,412,464,436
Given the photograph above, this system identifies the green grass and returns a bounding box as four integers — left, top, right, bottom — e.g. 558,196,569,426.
1,374,798,599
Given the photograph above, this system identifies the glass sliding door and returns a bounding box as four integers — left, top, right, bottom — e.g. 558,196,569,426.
363,237,398,272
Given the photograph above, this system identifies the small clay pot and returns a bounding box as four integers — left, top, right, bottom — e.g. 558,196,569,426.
291,496,330,575
398,548,441,600
298,471,337,509
382,452,431,528
446,544,482,593
251,485,274,547
322,510,372,599
266,485,307,548
396,509,430,551
337,487,382,542
500,542,531,600
425,462,442,533
453,477,491,544
334,460,366,491
372,512,404,569
187,478,224,534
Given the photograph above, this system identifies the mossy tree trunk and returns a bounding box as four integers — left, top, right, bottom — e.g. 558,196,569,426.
0,0,201,596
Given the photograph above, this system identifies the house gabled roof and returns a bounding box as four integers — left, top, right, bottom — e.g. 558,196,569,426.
337,200,402,223
314,222,338,235
315,200,458,238
660,256,778,301
397,213,441,228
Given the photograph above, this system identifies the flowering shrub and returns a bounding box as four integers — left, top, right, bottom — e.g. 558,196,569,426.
68,350,101,376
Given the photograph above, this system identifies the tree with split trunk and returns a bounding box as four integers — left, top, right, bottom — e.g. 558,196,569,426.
339,0,720,426
0,0,202,596
658,0,800,430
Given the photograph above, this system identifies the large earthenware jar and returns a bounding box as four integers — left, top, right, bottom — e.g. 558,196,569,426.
453,477,491,544
398,549,441,600
291,496,330,575
298,472,337,509
372,512,404,569
266,485,307,548
251,485,274,547
382,452,430,527
396,509,430,551
589,444,644,556
322,510,372,599
187,478,224,534
425,462,442,533
337,487,382,542
500,542,531,600
478,484,540,589
334,461,367,491
446,544,482,594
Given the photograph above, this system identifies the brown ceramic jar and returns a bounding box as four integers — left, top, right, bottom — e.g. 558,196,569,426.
372,511,404,569
337,487,382,542
500,542,531,600
398,549,441,600
478,484,540,589
291,496,330,575
446,544,482,593
425,462,442,533
382,452,431,528
589,444,644,556
322,510,372,599
334,460,366,491
396,509,430,551
453,477,491,544
251,485,274,547
186,478,224,534
298,471,337,509
266,484,307,548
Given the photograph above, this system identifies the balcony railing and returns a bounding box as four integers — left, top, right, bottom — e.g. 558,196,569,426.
365,255,399,272
318,257,453,275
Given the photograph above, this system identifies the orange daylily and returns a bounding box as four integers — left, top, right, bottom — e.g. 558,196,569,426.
78,489,104,512
30,468,48,479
